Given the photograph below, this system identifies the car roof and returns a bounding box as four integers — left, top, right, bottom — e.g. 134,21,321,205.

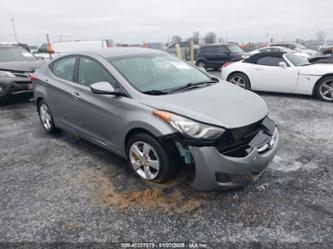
70,47,165,59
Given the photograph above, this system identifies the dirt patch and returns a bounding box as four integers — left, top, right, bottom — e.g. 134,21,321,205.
76,168,207,214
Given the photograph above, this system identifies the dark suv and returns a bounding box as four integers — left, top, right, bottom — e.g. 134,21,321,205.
196,44,244,70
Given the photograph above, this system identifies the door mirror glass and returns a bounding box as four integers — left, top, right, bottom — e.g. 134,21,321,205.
90,81,116,94
278,61,287,68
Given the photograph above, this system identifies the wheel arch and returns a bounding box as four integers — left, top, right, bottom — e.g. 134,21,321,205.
226,71,252,88
36,97,44,106
312,73,333,95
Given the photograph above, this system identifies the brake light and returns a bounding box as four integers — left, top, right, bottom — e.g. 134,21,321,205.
30,73,38,81
223,62,234,68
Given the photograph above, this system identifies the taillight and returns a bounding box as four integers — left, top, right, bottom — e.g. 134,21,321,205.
223,62,233,68
30,73,38,81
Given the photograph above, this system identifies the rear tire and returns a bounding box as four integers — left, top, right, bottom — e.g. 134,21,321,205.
37,101,59,134
228,72,251,90
126,133,177,183
315,76,333,102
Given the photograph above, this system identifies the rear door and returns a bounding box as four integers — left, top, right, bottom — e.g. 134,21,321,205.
46,56,79,128
251,55,298,92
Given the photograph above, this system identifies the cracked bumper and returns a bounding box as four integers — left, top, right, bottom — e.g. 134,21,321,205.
189,128,279,191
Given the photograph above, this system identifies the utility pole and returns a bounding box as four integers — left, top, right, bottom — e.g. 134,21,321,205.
11,18,18,42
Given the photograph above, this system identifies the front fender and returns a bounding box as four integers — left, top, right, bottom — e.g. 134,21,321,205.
120,112,176,156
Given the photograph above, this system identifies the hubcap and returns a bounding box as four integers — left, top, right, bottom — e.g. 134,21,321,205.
39,104,52,130
230,76,246,88
129,141,160,180
319,80,333,101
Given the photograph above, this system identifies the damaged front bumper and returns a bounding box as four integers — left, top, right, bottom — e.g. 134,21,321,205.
176,116,279,191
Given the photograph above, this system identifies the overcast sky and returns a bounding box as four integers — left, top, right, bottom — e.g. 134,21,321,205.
0,0,332,45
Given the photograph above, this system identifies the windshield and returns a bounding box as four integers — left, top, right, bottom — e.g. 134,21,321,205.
285,53,310,66
0,47,36,62
227,45,244,53
108,54,212,93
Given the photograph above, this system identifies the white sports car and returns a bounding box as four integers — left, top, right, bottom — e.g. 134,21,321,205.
221,52,333,102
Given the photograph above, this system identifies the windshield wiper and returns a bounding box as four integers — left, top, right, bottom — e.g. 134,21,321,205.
169,79,218,93
143,90,169,95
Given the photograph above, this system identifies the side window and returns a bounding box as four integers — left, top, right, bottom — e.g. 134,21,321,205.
78,57,117,86
256,56,284,66
52,57,76,81
204,46,217,54
217,46,229,54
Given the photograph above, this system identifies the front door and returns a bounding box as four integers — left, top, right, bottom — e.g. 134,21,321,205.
251,56,298,93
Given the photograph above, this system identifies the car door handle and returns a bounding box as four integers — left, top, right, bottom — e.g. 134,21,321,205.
255,67,264,71
71,92,81,100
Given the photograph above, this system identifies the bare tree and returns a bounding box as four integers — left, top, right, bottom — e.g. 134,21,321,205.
171,35,182,43
315,31,326,41
218,36,225,43
204,32,217,44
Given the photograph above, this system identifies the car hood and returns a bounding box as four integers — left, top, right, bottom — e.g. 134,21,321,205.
298,63,333,75
0,60,44,72
140,82,268,129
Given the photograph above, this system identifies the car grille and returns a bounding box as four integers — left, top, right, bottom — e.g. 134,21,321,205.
217,117,275,157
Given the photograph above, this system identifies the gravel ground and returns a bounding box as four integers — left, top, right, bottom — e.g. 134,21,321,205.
0,83,332,248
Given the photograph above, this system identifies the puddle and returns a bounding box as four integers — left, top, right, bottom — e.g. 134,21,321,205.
73,167,207,214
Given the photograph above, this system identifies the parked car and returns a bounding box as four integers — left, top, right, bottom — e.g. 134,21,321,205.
270,42,317,56
248,46,309,60
248,46,294,56
309,54,333,64
0,45,44,101
196,44,244,70
221,52,333,102
320,46,333,55
34,39,115,60
33,48,278,191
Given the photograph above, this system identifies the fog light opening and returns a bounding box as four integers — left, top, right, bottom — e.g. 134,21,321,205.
216,172,231,183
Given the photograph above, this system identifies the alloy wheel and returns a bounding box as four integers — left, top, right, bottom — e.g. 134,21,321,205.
39,103,52,130
319,80,333,101
129,141,160,180
230,75,246,88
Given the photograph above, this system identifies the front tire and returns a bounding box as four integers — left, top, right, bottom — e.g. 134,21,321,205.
228,72,251,90
126,133,176,183
37,101,59,133
315,76,333,102
196,61,207,69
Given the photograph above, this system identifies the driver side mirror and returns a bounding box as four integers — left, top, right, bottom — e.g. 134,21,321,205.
90,81,117,95
278,61,287,68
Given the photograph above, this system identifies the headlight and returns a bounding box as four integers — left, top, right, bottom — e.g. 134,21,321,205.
153,110,225,140
0,70,16,78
